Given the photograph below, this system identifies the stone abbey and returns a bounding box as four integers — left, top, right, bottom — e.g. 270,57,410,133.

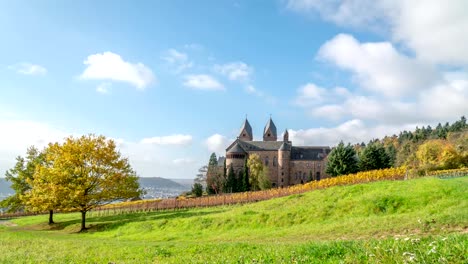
225,118,331,188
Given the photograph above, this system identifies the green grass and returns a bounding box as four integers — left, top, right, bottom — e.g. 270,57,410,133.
1,176,467,263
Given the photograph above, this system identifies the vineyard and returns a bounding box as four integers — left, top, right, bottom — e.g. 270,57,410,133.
88,166,408,216
2,166,467,219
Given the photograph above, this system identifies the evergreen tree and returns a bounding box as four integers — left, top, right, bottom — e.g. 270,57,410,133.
242,158,250,191
325,141,359,176
358,142,391,171
225,166,236,193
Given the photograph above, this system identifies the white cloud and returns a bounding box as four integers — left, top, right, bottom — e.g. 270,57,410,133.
392,0,468,65
204,134,229,155
294,83,327,106
140,134,193,146
301,73,468,125
289,119,419,147
214,62,253,82
318,34,438,97
293,83,350,107
287,0,468,66
286,0,391,30
183,74,224,91
8,62,47,75
163,49,193,73
80,52,156,89
96,82,111,94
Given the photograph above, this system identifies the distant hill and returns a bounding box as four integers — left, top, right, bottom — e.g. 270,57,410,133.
0,178,13,199
0,177,191,200
138,177,187,190
138,177,191,199
170,178,194,189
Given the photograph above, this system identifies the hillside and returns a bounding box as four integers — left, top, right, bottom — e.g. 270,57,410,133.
1,176,467,263
138,177,190,199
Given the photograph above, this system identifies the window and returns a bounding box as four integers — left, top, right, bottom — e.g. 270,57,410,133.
281,178,284,182
273,156,277,167
267,133,271,137
265,157,269,166
281,172,284,176
243,133,246,137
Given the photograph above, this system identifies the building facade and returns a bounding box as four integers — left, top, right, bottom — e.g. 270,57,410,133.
225,118,331,188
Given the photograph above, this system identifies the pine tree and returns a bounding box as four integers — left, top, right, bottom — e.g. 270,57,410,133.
325,141,359,176
358,142,391,171
242,158,250,191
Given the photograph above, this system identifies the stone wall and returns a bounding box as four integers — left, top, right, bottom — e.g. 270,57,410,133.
289,160,327,185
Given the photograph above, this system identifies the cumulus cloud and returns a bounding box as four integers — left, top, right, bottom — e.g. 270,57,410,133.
140,134,193,146
298,73,468,125
289,119,420,147
163,48,193,73
286,0,392,31
204,134,229,155
214,62,253,82
183,74,224,90
318,34,438,97
80,52,156,89
8,62,47,75
286,0,468,66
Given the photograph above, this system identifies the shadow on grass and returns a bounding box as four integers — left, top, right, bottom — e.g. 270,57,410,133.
48,209,227,233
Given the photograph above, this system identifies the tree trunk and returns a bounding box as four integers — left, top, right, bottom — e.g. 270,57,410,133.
48,210,54,224
80,210,87,232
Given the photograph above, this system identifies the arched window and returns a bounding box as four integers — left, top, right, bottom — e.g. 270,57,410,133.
273,156,277,167
265,157,269,166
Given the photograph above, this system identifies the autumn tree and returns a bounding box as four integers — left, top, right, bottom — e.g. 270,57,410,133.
27,135,142,231
0,146,44,213
325,141,359,176
247,154,270,191
415,139,462,173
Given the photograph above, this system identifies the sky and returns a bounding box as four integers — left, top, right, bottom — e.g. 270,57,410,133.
0,0,467,179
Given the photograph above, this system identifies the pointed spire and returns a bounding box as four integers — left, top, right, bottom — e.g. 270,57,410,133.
263,117,277,141
239,117,253,141
283,128,289,142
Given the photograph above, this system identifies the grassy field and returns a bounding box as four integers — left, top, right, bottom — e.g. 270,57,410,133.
1,176,467,263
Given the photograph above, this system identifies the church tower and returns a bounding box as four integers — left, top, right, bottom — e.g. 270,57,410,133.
263,117,277,141
239,118,253,141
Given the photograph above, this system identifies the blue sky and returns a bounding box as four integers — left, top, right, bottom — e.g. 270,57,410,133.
1,0,467,179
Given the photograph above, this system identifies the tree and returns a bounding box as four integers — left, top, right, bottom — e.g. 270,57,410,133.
0,147,45,214
247,154,270,191
191,183,203,197
242,158,250,191
225,166,236,193
27,135,142,231
194,165,207,187
325,141,359,176
258,167,271,190
358,142,391,171
415,139,462,173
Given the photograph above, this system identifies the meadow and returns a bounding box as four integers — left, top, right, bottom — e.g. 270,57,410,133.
1,176,467,263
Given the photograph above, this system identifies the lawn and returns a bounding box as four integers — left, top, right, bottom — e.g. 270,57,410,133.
1,176,467,263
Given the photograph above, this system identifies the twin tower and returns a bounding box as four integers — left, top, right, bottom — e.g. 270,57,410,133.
238,117,289,142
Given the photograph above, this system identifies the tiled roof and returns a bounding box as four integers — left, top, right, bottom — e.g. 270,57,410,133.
290,146,331,161
239,140,283,151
